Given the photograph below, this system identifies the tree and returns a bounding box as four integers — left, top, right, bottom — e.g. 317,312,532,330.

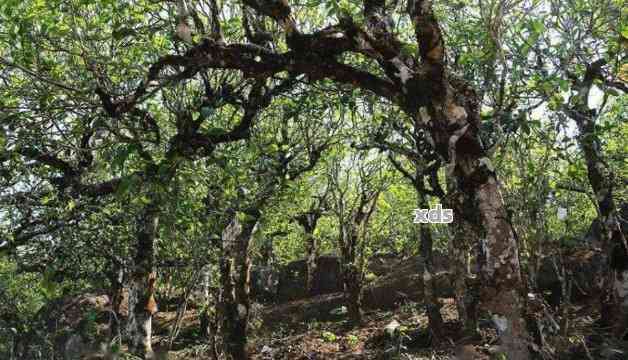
328,151,387,324
357,103,450,337
12,0,628,357
526,0,627,336
123,0,531,353
292,185,329,296
210,97,335,359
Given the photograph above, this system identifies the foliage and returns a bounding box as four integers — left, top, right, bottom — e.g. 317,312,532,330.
0,0,626,358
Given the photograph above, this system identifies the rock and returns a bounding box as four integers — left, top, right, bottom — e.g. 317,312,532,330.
368,253,402,276
262,255,455,328
487,345,504,355
275,256,343,302
250,265,279,302
363,255,453,309
384,320,400,338
32,292,112,359
382,320,403,360
64,334,87,360
256,252,454,304
455,345,482,360
329,306,348,316
260,345,275,359
537,248,605,308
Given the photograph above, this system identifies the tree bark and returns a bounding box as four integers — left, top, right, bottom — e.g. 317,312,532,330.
339,226,363,325
410,79,528,358
108,261,125,341
449,219,479,336
473,174,528,358
446,182,479,337
216,213,258,360
416,189,444,339
296,211,323,295
344,262,364,325
566,62,628,337
127,199,160,359
305,231,319,295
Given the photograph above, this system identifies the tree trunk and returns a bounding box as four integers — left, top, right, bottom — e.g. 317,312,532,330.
216,214,257,360
343,262,363,324
108,262,125,341
410,78,529,358
567,76,628,337
416,189,444,339
473,174,528,358
340,227,363,325
296,212,321,296
127,200,159,359
305,231,318,295
449,218,479,337
446,179,479,337
199,269,219,359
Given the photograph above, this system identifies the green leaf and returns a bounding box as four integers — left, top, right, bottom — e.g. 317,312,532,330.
41,194,54,205
558,79,569,92
206,127,226,137
200,106,215,118
41,269,58,298
66,199,76,211
621,25,628,39
531,19,545,34
116,175,136,197
112,144,137,171
0,128,6,150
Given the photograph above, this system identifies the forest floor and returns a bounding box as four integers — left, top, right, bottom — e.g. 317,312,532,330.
138,254,628,359
152,294,617,359
156,297,477,359
62,254,625,359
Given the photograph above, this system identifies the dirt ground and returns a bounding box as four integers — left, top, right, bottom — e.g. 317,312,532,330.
156,293,625,360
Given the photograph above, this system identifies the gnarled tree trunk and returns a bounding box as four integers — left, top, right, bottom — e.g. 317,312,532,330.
107,260,125,341
340,231,364,325
336,190,379,326
416,189,444,339
127,199,160,359
566,60,628,337
410,79,528,358
295,207,325,296
305,232,319,295
216,213,258,360
446,185,479,337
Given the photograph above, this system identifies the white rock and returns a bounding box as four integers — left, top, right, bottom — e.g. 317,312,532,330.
385,320,400,337
330,306,348,315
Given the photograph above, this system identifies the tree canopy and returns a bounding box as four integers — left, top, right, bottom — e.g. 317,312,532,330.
0,0,626,359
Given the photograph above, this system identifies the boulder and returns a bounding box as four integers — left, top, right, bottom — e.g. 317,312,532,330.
276,256,343,302
536,209,628,308
25,292,114,359
363,255,453,309
250,265,280,302
255,252,453,304
262,255,456,328
536,248,605,308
